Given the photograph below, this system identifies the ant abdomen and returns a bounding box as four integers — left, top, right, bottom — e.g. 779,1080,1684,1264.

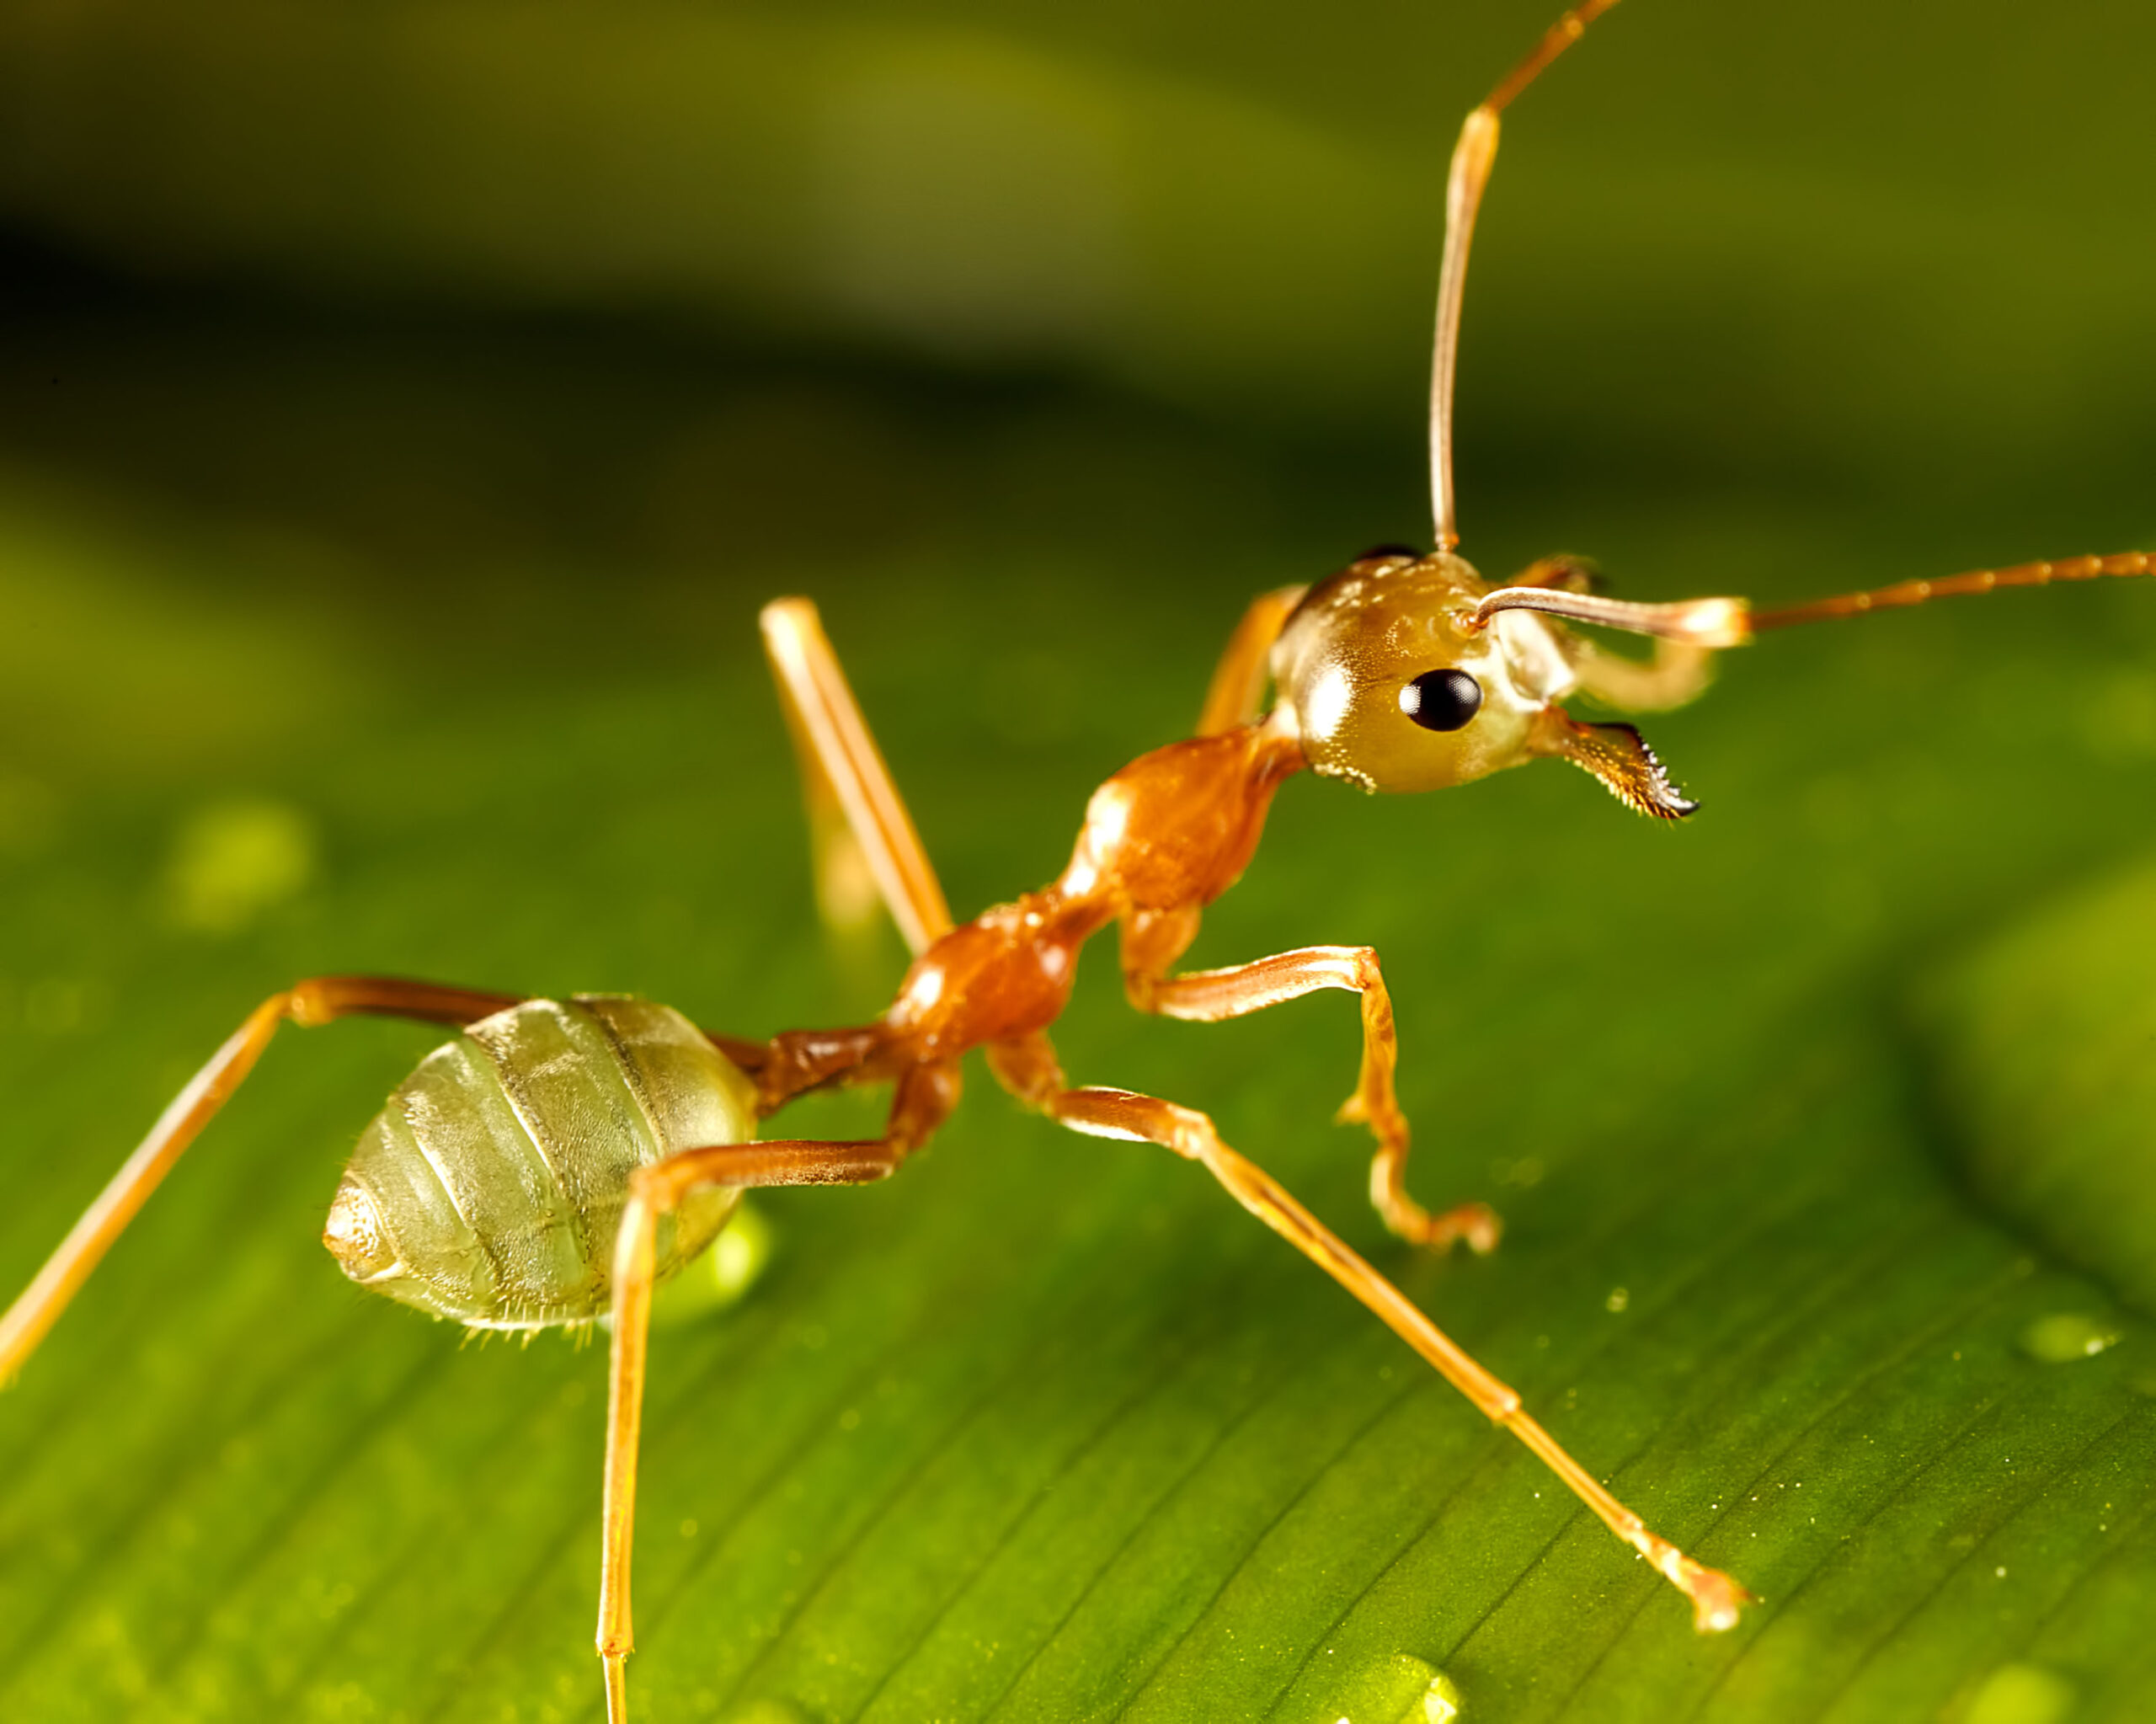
322,996,755,1329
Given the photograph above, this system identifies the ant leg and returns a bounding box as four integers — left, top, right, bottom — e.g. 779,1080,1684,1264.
1510,553,1597,590
596,1057,958,1724
1028,1075,1750,1635
761,598,953,955
1116,921,1495,1254
1197,585,1308,736
0,976,520,1383
1567,638,1720,712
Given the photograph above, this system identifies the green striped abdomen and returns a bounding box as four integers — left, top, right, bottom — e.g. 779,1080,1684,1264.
321,995,756,1329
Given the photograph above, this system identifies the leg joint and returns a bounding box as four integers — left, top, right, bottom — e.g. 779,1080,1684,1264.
626,1161,675,1210
281,982,331,1027
1166,1102,1216,1162
1122,965,1162,1014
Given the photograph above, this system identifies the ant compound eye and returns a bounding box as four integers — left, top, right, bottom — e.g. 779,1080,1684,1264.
1400,668,1483,732
1357,542,1422,563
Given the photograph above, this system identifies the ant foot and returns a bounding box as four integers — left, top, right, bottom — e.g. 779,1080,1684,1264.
1389,1198,1502,1256
1636,1531,1754,1632
1667,1553,1755,1634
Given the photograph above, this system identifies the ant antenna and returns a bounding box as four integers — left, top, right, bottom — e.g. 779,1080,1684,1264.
1431,0,1624,552
1468,584,1751,646
1748,552,2154,632
1468,551,2154,648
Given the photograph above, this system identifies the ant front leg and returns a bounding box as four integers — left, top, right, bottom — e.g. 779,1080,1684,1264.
1196,585,1307,736
0,976,520,1382
595,1057,960,1724
1118,911,1497,1254
985,1036,1748,1635
1566,635,1720,713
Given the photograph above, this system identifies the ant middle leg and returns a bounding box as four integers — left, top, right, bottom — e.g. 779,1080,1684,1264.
991,1054,1748,1636
0,976,522,1383
595,1056,960,1724
1114,916,1497,1254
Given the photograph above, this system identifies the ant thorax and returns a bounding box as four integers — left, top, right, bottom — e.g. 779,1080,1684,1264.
1270,551,1577,794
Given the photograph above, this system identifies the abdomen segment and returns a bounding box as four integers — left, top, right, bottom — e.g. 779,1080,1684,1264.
322,995,755,1329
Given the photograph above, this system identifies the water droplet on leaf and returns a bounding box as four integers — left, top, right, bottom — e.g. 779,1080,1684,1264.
1306,1651,1461,1723
2019,1311,2121,1364
651,1201,775,1326
161,797,318,933
1965,1663,2074,1724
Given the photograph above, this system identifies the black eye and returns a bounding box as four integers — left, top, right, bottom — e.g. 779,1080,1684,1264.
1400,669,1482,732
1357,542,1422,563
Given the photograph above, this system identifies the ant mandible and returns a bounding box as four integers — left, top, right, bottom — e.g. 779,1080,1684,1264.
3,3,2149,1719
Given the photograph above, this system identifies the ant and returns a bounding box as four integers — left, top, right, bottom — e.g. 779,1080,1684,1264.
3,2,2148,1718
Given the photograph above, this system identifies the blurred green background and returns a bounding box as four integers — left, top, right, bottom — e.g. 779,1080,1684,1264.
2,1,2153,1721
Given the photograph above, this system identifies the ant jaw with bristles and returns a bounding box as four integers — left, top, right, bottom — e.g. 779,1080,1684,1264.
1531,707,1700,819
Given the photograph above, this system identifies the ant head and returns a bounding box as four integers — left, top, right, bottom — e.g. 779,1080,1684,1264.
1270,547,1700,816
1272,548,1550,793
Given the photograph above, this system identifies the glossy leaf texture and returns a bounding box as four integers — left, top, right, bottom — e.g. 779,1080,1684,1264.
1915,859,2156,1320
4,438,2155,1722
2,4,2155,1721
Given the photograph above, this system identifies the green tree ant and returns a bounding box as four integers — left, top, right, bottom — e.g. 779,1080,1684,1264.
3,3,2149,1719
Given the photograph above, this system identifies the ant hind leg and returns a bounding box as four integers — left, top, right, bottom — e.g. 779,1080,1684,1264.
595,1057,960,1724
0,976,522,1383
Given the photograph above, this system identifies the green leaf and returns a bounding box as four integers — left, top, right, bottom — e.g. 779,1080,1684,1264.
3,5,2156,1718
4,421,2155,1721
1915,858,2156,1321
